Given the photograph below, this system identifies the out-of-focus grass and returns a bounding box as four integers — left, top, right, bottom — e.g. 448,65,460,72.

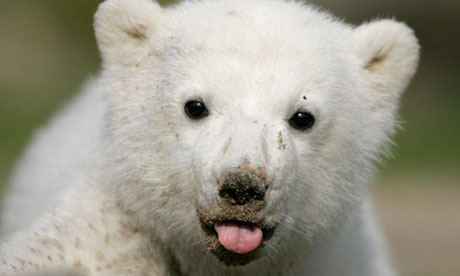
378,70,460,191
392,75,460,168
0,1,100,190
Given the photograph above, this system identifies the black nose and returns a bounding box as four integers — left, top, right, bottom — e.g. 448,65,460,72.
218,170,266,205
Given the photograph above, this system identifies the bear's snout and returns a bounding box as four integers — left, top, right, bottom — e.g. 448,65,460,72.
218,162,267,205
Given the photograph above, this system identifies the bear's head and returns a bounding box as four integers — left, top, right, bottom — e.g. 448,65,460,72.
94,0,418,267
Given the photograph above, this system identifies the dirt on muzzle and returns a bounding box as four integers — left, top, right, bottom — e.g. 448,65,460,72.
198,201,278,266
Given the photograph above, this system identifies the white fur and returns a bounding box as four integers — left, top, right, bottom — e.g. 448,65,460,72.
0,0,419,275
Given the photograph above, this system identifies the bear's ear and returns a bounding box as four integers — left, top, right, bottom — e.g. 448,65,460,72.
353,20,419,104
94,0,167,66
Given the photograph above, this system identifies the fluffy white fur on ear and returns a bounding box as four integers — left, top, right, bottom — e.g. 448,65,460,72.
94,0,166,66
353,20,419,103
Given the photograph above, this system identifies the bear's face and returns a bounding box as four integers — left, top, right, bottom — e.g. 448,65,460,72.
158,31,359,264
95,0,418,266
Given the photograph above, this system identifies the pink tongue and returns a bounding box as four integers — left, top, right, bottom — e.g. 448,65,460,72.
214,221,263,254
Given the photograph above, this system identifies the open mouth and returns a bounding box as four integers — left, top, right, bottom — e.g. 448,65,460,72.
198,204,277,266
214,221,263,254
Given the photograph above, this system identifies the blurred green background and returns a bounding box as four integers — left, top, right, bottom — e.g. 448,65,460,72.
0,0,458,275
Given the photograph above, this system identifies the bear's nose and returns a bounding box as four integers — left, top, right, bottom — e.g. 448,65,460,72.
218,169,266,205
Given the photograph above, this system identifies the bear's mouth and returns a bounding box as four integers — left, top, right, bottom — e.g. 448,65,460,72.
198,203,277,266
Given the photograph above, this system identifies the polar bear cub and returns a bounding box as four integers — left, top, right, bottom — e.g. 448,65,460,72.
0,0,418,275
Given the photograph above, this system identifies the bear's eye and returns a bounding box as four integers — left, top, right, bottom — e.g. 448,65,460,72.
288,111,315,130
184,100,209,120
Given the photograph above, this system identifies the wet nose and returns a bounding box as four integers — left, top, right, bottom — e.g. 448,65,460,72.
218,167,266,205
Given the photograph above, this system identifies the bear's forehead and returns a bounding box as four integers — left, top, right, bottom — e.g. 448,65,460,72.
161,35,351,106
168,0,350,55
164,0,353,85
154,1,356,107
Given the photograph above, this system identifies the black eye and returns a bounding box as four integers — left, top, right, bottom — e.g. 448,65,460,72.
184,100,209,119
288,111,315,130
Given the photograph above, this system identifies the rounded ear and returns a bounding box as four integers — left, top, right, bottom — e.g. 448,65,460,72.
94,0,167,66
353,19,419,104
